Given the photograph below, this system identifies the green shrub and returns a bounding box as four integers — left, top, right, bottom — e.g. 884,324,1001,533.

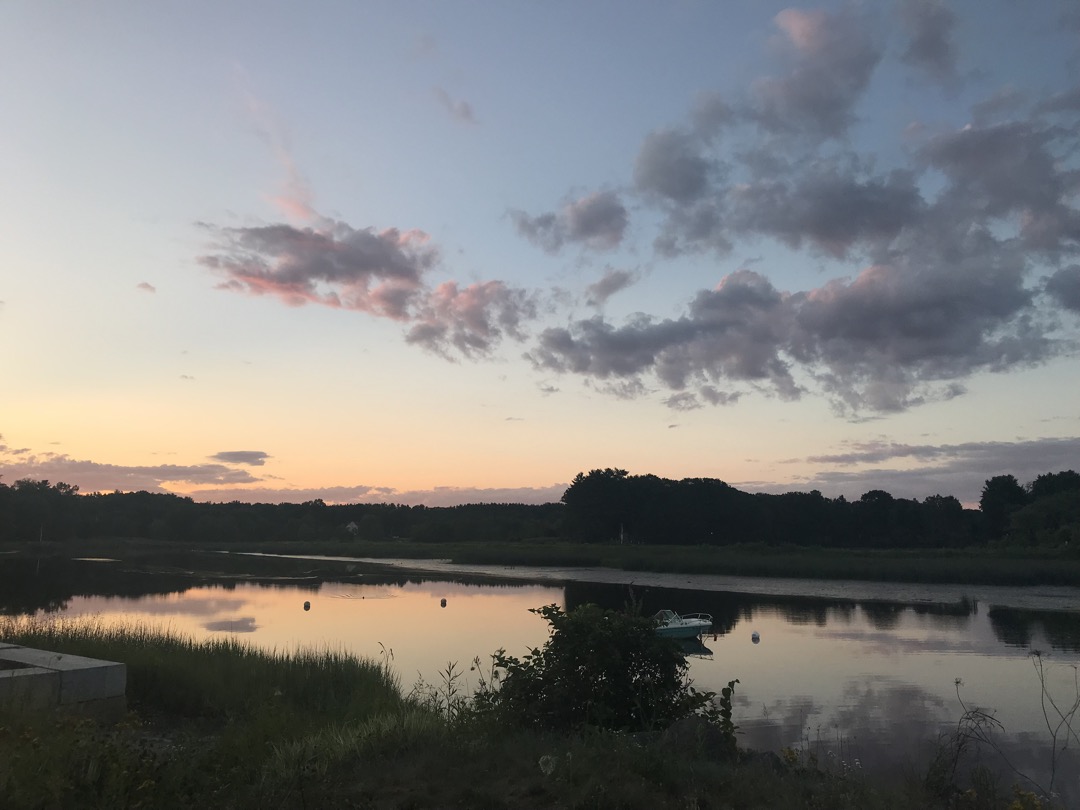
476,603,716,733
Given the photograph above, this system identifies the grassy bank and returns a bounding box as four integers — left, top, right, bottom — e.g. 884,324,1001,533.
0,617,1019,809
6,535,1080,586
213,538,1080,586
443,542,1080,586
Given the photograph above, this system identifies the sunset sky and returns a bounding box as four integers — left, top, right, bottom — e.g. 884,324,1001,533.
2,1,1079,507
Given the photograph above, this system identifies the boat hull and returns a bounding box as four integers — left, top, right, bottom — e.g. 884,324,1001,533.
652,611,713,639
655,621,712,639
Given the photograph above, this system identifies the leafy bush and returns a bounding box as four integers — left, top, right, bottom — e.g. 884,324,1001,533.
477,603,715,732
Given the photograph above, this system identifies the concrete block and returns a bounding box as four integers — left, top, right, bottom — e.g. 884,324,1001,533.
0,646,126,721
0,667,61,713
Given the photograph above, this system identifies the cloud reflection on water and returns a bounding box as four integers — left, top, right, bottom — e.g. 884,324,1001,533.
204,616,259,633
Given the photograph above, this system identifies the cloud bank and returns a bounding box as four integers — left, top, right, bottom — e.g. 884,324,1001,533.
734,437,1080,505
0,436,565,506
203,5,1080,416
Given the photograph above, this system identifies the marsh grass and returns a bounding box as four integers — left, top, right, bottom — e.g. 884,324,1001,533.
0,615,400,723
0,616,406,807
441,541,1080,586
15,535,1080,585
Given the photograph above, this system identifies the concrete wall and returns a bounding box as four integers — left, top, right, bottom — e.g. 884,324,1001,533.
0,643,126,722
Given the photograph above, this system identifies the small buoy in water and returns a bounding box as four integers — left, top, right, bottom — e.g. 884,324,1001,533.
303,601,311,611
751,631,760,644
440,598,447,608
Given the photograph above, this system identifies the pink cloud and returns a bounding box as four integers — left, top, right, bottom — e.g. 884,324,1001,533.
202,214,537,358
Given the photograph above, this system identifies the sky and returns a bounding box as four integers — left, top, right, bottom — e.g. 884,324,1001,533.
2,0,1079,508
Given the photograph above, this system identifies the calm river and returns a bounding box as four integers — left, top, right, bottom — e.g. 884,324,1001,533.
2,550,1079,801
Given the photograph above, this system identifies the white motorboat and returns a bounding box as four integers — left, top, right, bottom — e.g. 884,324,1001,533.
652,609,713,639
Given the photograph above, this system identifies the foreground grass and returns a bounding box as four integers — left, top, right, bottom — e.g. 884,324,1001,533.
0,618,994,809
0,617,405,807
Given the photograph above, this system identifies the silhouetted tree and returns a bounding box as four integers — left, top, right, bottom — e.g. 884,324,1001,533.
1028,470,1080,500
979,475,1028,541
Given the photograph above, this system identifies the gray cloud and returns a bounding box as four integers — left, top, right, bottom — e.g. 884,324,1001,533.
211,451,271,466
898,0,959,82
565,191,628,249
653,198,731,258
971,85,1027,126
434,87,477,124
1036,85,1080,116
664,392,701,412
528,225,1057,414
527,270,801,404
585,268,638,306
691,92,736,139
792,233,1044,412
568,75,1080,414
0,451,261,493
202,216,537,359
0,441,567,505
699,386,741,406
204,11,1080,417
405,280,537,359
780,437,1080,504
751,8,882,138
919,120,1080,254
0,435,30,456
200,220,437,316
510,191,628,253
730,165,924,259
181,483,568,507
634,129,715,203
1046,265,1080,311
508,210,561,253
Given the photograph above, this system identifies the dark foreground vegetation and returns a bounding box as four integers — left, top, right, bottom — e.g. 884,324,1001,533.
1,606,1060,809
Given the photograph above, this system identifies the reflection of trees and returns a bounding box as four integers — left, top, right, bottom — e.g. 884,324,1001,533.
563,581,742,636
910,598,976,630
564,581,984,638
988,606,1080,652
753,600,857,628
564,582,858,637
780,604,832,627
0,557,194,615
861,598,978,631
860,602,907,630
0,553,570,617
0,554,377,615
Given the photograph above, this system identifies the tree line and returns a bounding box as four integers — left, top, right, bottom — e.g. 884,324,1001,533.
0,469,1077,549
560,469,1080,548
